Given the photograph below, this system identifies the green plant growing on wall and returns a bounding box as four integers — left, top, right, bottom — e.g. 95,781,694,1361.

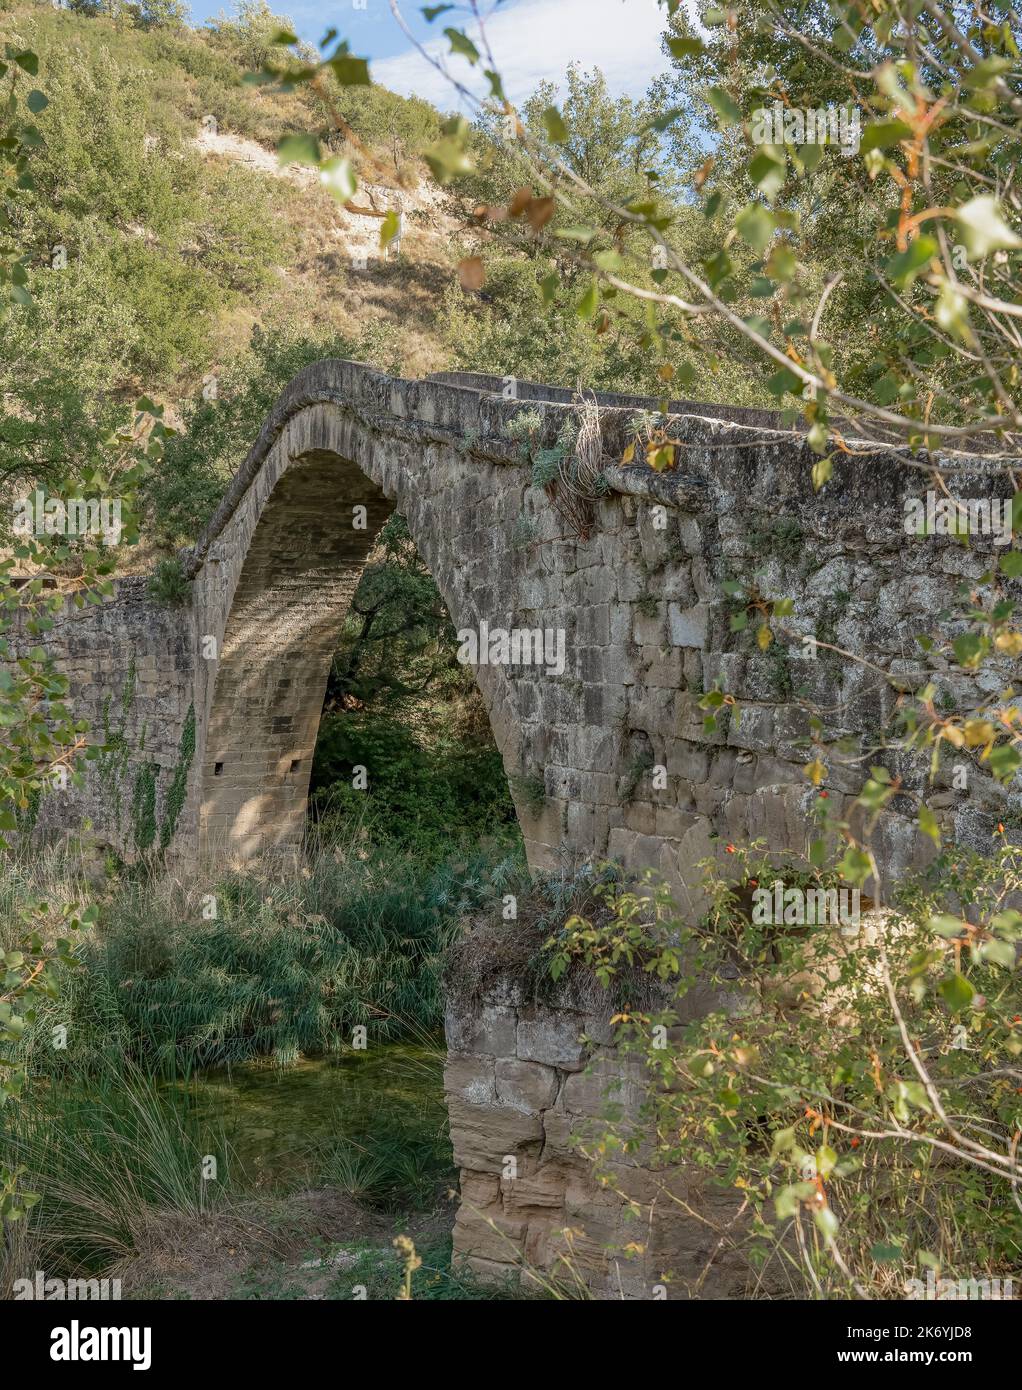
131,757,158,855
502,408,543,461
764,641,793,700
95,659,137,832
512,771,547,818
147,556,191,606
511,513,536,550
621,747,655,803
158,703,196,850
749,516,805,573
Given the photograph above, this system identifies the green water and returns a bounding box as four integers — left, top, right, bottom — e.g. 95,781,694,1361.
168,1043,448,1189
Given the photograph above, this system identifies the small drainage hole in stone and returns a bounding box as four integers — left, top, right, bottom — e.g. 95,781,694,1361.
289,759,301,773
214,761,224,776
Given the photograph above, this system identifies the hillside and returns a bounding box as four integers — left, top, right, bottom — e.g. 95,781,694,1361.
0,0,779,558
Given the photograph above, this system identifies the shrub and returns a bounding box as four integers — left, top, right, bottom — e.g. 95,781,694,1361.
548,841,1022,1298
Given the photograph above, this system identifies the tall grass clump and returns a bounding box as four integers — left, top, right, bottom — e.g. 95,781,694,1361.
10,831,527,1076
0,1057,232,1284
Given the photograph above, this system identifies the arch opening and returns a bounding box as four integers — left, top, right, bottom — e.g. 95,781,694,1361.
199,449,395,859
198,444,520,861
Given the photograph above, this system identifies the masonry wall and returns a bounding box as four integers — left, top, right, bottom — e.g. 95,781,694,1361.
18,363,1021,883
443,965,765,1298
11,578,197,856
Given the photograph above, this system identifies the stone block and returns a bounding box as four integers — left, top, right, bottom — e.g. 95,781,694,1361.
444,1053,496,1106
447,1096,544,1169
517,1006,587,1070
668,601,708,648
444,1002,517,1057
494,1058,559,1113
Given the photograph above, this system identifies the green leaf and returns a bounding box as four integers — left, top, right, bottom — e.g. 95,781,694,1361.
816,1144,837,1178
775,1182,815,1219
813,1204,839,1239
999,550,1022,578
424,136,474,184
929,915,965,940
539,272,559,305
706,86,742,126
859,119,912,153
667,37,704,59
379,209,401,250
988,743,1021,783
444,27,480,64
13,51,38,76
277,133,321,167
812,455,834,491
939,972,975,1013
328,54,370,85
870,1242,904,1262
770,1126,796,1160
542,106,569,143
952,631,985,668
736,202,775,253
838,847,872,888
318,155,357,201
886,235,938,285
956,195,1022,259
422,3,454,18
554,225,597,243
917,802,941,844
978,937,1016,968
576,281,599,320
26,90,48,115
766,366,802,397
749,150,786,201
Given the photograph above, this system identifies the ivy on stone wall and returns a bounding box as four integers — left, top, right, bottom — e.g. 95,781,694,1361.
96,658,137,833
158,703,195,851
131,755,158,855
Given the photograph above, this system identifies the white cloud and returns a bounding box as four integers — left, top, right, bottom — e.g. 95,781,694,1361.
371,0,675,109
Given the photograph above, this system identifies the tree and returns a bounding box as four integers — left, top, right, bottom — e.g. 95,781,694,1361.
0,43,160,1226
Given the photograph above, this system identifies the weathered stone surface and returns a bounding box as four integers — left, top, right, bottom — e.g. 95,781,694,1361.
17,360,1018,888
494,1058,559,1113
444,1002,517,1058
447,1096,543,1170
444,1054,497,1107
516,1006,588,1070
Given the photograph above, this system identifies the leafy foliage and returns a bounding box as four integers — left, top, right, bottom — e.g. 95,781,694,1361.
547,834,1022,1296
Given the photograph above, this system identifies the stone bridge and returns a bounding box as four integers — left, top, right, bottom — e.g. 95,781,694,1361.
16,358,1022,1295
24,359,1020,906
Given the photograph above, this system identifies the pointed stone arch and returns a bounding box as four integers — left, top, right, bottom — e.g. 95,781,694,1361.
187,361,527,860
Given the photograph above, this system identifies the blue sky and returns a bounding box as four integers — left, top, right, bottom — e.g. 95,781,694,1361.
186,0,678,109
